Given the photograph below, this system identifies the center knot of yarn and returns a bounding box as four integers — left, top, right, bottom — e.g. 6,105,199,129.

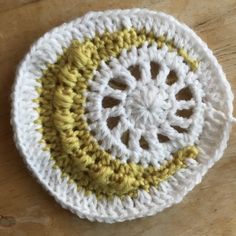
125,83,171,128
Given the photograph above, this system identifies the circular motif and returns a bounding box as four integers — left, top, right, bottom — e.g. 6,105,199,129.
12,9,234,223
86,43,204,166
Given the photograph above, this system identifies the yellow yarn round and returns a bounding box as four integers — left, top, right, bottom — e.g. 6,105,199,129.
34,28,199,198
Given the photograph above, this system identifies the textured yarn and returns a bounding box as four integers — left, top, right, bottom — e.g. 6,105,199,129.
12,9,234,223
34,28,199,198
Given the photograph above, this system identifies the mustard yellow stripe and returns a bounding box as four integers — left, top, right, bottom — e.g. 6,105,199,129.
35,28,199,198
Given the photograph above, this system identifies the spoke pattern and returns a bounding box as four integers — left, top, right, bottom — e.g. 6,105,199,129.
86,44,204,165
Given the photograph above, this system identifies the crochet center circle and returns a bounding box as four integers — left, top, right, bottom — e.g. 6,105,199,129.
87,43,203,166
12,9,233,223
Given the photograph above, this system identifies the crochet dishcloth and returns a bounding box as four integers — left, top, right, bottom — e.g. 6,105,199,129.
11,9,235,223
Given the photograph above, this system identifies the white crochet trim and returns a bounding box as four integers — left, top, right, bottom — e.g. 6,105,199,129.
11,9,234,223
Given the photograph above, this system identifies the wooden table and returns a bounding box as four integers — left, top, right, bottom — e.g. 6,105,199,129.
1,0,236,235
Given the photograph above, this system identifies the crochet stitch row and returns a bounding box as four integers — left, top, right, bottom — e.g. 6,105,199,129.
34,28,199,198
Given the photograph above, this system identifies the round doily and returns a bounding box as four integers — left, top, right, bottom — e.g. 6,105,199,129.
11,9,234,223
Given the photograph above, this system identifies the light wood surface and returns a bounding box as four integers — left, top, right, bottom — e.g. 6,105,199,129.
0,0,236,235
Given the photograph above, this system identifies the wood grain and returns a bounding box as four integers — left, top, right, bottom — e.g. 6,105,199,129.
0,1,236,235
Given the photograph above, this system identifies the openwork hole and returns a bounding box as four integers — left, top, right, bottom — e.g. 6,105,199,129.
166,71,178,85
128,65,141,81
85,117,91,124
108,78,128,90
102,96,121,108
157,134,170,143
121,130,130,146
150,61,160,79
84,106,90,115
69,106,75,113
98,139,103,145
176,87,192,100
176,109,193,118
107,116,120,130
89,129,97,137
139,136,149,150
172,126,188,133
72,126,78,132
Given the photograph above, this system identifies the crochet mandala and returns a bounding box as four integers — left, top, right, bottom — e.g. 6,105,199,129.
12,9,234,223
